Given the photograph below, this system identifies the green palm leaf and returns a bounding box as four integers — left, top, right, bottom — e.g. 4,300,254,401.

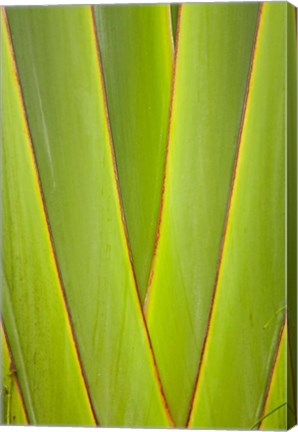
146,4,260,425
1,2,296,429
2,12,97,422
2,7,171,426
187,3,286,428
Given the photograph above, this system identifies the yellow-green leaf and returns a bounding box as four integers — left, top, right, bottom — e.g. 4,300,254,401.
188,3,286,428
145,4,260,426
5,6,172,426
1,11,97,424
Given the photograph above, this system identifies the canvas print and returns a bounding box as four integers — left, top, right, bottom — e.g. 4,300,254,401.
0,2,297,429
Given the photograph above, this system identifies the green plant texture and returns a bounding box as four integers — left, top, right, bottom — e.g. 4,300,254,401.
0,2,297,429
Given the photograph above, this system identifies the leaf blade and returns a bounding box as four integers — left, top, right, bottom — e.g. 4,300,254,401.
1,10,97,424
188,3,286,427
6,6,172,426
93,5,173,302
145,4,260,425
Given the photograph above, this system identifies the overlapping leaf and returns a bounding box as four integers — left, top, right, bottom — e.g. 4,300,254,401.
3,7,171,426
93,5,173,302
145,4,260,426
188,4,286,427
1,13,97,423
1,2,295,428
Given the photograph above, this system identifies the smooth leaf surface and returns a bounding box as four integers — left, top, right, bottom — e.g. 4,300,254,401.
145,4,259,426
93,5,173,302
6,6,171,426
1,3,295,428
1,13,96,424
188,3,286,428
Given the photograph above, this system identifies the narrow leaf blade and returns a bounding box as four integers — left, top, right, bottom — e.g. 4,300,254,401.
93,5,173,301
